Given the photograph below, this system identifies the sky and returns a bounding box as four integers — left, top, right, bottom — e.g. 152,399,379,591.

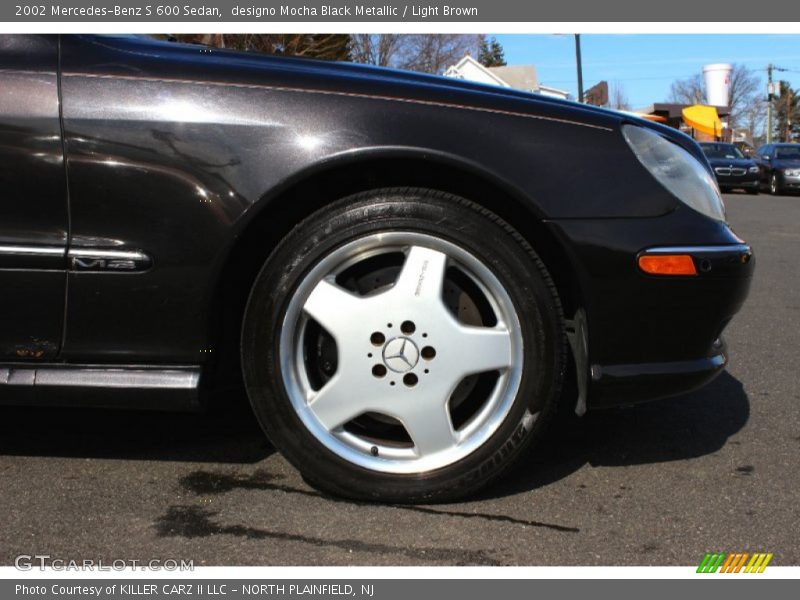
494,34,800,109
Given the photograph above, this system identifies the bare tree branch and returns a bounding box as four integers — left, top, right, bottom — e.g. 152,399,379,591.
669,64,764,136
609,82,631,111
350,34,479,74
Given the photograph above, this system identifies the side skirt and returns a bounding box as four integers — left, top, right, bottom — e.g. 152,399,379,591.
0,364,202,412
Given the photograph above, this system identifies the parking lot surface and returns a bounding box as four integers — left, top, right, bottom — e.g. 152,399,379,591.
1,193,798,566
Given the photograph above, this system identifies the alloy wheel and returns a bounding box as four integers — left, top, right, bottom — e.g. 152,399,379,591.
279,232,524,474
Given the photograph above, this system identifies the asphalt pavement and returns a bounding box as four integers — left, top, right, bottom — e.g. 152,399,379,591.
1,192,798,567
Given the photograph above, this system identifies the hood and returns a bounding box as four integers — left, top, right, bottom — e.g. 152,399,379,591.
88,35,624,128
706,157,756,168
83,36,710,167
773,158,800,169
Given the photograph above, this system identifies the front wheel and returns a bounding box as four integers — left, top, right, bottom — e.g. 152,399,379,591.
770,173,782,195
241,189,565,502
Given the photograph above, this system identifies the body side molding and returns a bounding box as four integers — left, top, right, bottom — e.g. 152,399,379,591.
0,364,201,411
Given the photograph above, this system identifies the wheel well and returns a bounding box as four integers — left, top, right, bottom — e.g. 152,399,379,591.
208,157,585,390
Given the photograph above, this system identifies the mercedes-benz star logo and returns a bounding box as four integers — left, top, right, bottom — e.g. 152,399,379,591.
382,337,420,373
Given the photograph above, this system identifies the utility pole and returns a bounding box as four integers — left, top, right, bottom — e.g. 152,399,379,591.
767,64,788,144
767,64,773,144
575,34,584,103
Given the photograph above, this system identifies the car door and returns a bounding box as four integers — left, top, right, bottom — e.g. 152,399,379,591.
0,35,68,360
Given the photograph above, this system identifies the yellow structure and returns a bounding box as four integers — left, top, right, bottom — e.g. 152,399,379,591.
682,105,723,139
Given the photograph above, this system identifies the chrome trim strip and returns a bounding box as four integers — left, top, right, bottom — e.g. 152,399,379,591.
68,248,150,261
0,244,65,257
0,366,200,389
642,244,751,255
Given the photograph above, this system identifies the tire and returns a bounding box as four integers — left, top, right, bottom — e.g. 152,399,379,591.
241,188,566,503
770,173,781,195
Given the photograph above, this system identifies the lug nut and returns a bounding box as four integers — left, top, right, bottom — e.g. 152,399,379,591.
401,320,416,335
370,332,385,346
372,364,387,378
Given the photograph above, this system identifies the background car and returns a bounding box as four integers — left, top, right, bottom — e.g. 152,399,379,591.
699,142,760,195
754,143,800,195
0,35,753,502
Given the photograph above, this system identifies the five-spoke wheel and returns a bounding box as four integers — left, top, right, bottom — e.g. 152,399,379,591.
281,234,523,473
242,189,565,502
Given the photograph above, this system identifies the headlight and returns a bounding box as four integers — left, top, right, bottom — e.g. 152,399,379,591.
749,166,759,173
622,125,726,222
785,168,800,177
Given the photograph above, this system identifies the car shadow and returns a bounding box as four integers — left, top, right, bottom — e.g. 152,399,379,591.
0,388,272,464
722,189,762,195
0,372,749,495
480,370,750,500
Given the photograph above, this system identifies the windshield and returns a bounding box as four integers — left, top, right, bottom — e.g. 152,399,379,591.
775,146,800,159
701,144,744,159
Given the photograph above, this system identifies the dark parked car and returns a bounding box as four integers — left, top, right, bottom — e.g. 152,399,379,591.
754,143,800,195
699,142,760,194
0,35,753,502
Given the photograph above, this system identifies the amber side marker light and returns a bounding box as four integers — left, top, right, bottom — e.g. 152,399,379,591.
638,254,698,276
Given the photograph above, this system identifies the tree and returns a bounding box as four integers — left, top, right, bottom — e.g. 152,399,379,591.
609,82,631,111
397,35,481,74
168,34,481,76
477,35,506,67
668,73,705,105
350,34,479,74
169,34,351,61
349,34,402,67
741,97,767,145
773,81,800,143
668,64,762,131
727,65,763,130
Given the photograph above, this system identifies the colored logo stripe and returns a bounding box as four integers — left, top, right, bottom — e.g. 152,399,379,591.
697,553,726,573
697,552,773,573
745,553,773,573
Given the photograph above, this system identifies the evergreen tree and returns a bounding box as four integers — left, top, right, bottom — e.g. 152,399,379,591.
773,81,800,143
477,36,506,67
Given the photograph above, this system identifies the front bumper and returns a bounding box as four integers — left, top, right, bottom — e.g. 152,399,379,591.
781,173,800,191
715,173,759,189
548,213,754,409
590,339,728,407
720,178,759,190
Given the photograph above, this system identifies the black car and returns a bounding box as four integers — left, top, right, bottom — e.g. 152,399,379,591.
754,143,800,195
699,142,760,194
0,35,753,502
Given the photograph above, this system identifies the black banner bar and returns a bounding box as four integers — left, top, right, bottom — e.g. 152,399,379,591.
4,0,800,22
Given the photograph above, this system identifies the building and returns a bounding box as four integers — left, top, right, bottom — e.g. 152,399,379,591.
634,103,732,141
444,55,570,100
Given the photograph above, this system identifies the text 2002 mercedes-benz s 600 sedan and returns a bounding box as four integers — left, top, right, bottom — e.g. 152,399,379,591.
0,35,753,502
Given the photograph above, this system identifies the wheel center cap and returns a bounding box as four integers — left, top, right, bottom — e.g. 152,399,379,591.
382,337,419,373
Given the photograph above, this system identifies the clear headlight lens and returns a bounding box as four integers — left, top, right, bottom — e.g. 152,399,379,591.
785,168,800,177
622,125,726,222
749,165,759,173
